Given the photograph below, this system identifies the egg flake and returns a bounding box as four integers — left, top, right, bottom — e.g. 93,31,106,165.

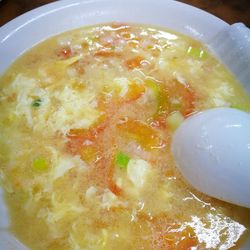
127,159,151,189
5,74,100,135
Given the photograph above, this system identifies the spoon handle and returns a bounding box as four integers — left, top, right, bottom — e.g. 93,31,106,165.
208,23,250,93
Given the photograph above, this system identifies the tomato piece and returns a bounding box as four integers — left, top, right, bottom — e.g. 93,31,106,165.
85,147,123,196
125,56,144,69
107,159,123,196
109,182,122,196
117,119,166,150
99,81,145,107
79,144,100,164
67,115,123,195
67,128,87,138
56,46,72,59
67,120,107,141
150,114,168,129
66,117,108,159
166,80,195,117
94,50,121,57
124,82,145,103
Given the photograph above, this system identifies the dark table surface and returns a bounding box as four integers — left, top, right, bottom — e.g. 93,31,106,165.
0,0,249,27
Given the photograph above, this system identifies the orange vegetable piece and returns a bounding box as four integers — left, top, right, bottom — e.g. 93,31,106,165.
85,147,123,196
109,181,122,196
117,119,166,150
125,56,144,69
67,120,107,141
56,46,72,59
124,82,145,103
66,118,108,157
107,158,123,196
94,50,121,57
79,145,100,164
166,80,195,117
99,81,145,105
67,116,123,196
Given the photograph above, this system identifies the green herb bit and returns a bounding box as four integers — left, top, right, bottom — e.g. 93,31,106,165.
32,158,48,172
145,79,169,116
187,46,207,59
231,104,243,110
115,151,130,169
32,98,42,107
145,79,160,97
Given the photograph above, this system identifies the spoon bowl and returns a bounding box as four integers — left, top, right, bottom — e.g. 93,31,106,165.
172,107,250,208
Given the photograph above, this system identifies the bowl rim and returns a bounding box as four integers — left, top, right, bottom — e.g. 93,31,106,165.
0,0,229,74
0,0,228,33
0,1,249,250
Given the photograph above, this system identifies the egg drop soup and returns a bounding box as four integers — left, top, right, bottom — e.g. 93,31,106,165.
0,23,250,250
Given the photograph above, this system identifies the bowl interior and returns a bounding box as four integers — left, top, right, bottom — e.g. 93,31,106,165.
0,0,248,249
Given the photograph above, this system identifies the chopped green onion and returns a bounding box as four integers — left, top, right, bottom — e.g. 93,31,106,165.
32,98,42,107
231,104,243,110
187,46,207,59
115,151,130,169
88,36,99,44
145,79,160,97
166,111,184,131
32,158,48,172
145,79,169,117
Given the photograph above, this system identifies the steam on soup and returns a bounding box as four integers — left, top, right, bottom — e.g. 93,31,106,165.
0,23,250,250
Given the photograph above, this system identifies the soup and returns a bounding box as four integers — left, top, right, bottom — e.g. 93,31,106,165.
0,23,250,250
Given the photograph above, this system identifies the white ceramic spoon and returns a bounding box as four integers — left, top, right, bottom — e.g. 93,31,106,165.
207,23,250,93
172,107,250,208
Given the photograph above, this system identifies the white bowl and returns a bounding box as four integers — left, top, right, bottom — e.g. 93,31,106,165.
0,0,228,74
0,0,248,249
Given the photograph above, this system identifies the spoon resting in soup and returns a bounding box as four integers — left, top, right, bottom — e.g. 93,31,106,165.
172,107,250,208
